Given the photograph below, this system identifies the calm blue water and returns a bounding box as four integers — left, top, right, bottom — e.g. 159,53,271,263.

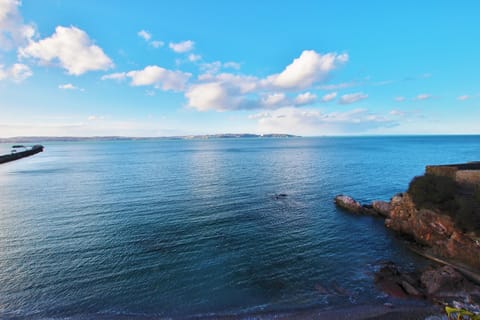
0,136,479,319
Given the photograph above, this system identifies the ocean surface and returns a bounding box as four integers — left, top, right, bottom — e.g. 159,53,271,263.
0,136,479,319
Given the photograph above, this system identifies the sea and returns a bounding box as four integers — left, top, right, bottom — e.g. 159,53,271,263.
0,136,479,319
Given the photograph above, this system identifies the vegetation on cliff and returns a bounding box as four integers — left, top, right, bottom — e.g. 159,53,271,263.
408,174,480,234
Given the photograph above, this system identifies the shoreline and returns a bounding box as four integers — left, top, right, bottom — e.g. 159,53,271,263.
53,302,441,320
195,304,440,320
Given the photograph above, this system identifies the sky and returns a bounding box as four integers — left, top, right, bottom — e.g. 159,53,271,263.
0,0,479,137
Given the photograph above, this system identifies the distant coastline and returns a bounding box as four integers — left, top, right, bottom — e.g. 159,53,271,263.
0,133,298,143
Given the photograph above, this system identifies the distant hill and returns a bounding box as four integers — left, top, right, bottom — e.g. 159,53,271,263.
0,134,298,143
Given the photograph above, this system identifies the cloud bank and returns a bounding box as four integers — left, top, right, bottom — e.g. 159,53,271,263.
250,107,396,135
103,50,349,111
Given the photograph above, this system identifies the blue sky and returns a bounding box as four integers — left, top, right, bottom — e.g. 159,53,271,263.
1,0,479,137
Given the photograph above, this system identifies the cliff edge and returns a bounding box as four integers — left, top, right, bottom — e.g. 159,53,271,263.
335,161,480,272
386,163,480,271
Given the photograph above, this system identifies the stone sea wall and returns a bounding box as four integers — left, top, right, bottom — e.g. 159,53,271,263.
426,162,480,185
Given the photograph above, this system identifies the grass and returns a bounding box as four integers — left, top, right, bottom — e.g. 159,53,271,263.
408,174,480,234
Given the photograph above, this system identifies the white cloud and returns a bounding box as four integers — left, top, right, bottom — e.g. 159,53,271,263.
321,91,337,102
186,81,249,111
59,83,75,89
414,93,431,101
389,109,405,116
185,72,264,111
457,95,470,101
87,115,105,121
169,40,194,53
103,65,191,91
188,54,202,62
58,83,84,91
101,72,126,81
103,50,349,112
0,63,32,82
0,0,36,50
19,26,113,75
318,81,358,90
200,60,242,74
265,50,348,90
339,92,368,104
127,66,191,91
137,30,164,48
186,50,349,111
223,61,241,70
295,92,317,105
250,107,396,135
394,96,406,102
262,92,288,108
200,61,222,74
150,40,164,48
137,30,151,41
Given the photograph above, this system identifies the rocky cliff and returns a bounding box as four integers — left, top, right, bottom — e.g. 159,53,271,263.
386,192,480,271
335,162,480,273
335,163,480,311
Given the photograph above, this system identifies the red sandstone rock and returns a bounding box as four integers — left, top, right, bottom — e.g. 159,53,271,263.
420,265,475,297
334,195,363,213
386,193,480,270
372,200,391,217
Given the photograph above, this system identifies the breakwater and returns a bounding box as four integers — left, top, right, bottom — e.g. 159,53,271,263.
0,145,44,164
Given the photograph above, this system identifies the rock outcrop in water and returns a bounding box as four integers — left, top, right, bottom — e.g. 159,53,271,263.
334,195,386,216
335,162,480,273
335,162,480,314
386,192,480,271
334,195,364,213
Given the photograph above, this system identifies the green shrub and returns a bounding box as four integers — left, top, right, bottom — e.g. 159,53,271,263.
408,174,458,211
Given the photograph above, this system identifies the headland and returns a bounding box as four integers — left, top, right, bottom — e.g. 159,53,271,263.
335,161,480,315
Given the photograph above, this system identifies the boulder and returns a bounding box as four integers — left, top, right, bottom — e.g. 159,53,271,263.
372,200,391,217
401,280,421,296
374,261,480,308
334,195,363,213
374,261,423,299
420,265,479,297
